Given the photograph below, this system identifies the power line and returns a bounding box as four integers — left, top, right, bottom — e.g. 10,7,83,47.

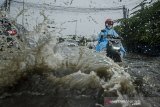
124,0,143,7
11,0,123,13
117,0,144,12
131,0,154,10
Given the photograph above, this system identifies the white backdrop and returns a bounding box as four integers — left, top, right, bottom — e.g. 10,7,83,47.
9,0,144,36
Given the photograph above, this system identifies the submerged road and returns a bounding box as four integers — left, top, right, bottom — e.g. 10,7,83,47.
123,53,160,106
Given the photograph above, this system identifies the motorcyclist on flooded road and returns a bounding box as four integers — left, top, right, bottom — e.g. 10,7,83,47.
95,18,126,58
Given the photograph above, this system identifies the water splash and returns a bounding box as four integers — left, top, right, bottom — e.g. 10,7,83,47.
0,17,136,107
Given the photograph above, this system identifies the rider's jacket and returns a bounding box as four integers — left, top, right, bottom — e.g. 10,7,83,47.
96,27,126,54
97,27,119,43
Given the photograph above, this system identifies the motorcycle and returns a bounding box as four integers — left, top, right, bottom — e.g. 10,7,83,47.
95,30,125,62
106,35,123,62
0,18,20,50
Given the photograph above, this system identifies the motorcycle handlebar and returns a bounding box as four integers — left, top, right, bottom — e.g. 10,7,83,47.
107,38,121,41
107,35,123,40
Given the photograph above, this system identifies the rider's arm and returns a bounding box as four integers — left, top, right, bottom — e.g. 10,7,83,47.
113,29,119,37
113,30,124,40
97,32,104,42
97,33,101,41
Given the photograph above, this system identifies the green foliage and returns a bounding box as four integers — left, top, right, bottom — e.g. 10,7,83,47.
114,1,160,46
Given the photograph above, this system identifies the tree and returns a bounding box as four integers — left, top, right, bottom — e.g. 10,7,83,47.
114,1,160,55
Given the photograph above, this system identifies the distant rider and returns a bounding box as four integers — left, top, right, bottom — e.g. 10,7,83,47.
95,18,126,57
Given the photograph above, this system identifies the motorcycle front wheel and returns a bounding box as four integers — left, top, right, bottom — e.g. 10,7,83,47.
114,51,122,62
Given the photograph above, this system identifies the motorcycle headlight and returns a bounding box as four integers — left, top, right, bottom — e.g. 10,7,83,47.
112,46,120,50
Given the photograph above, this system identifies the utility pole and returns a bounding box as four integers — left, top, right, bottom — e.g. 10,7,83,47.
123,5,129,18
4,0,11,12
122,5,129,39
75,20,77,36
22,0,25,36
123,5,128,19
127,9,129,18
0,0,10,11
22,0,25,26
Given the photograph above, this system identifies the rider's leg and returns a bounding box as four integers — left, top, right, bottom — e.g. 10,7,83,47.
96,41,108,52
120,51,125,58
119,43,126,56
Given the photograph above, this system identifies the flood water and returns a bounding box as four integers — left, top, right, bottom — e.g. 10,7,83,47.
124,53,160,96
0,49,160,107
123,53,160,107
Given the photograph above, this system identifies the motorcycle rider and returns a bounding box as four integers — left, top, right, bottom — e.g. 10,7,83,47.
95,18,126,58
